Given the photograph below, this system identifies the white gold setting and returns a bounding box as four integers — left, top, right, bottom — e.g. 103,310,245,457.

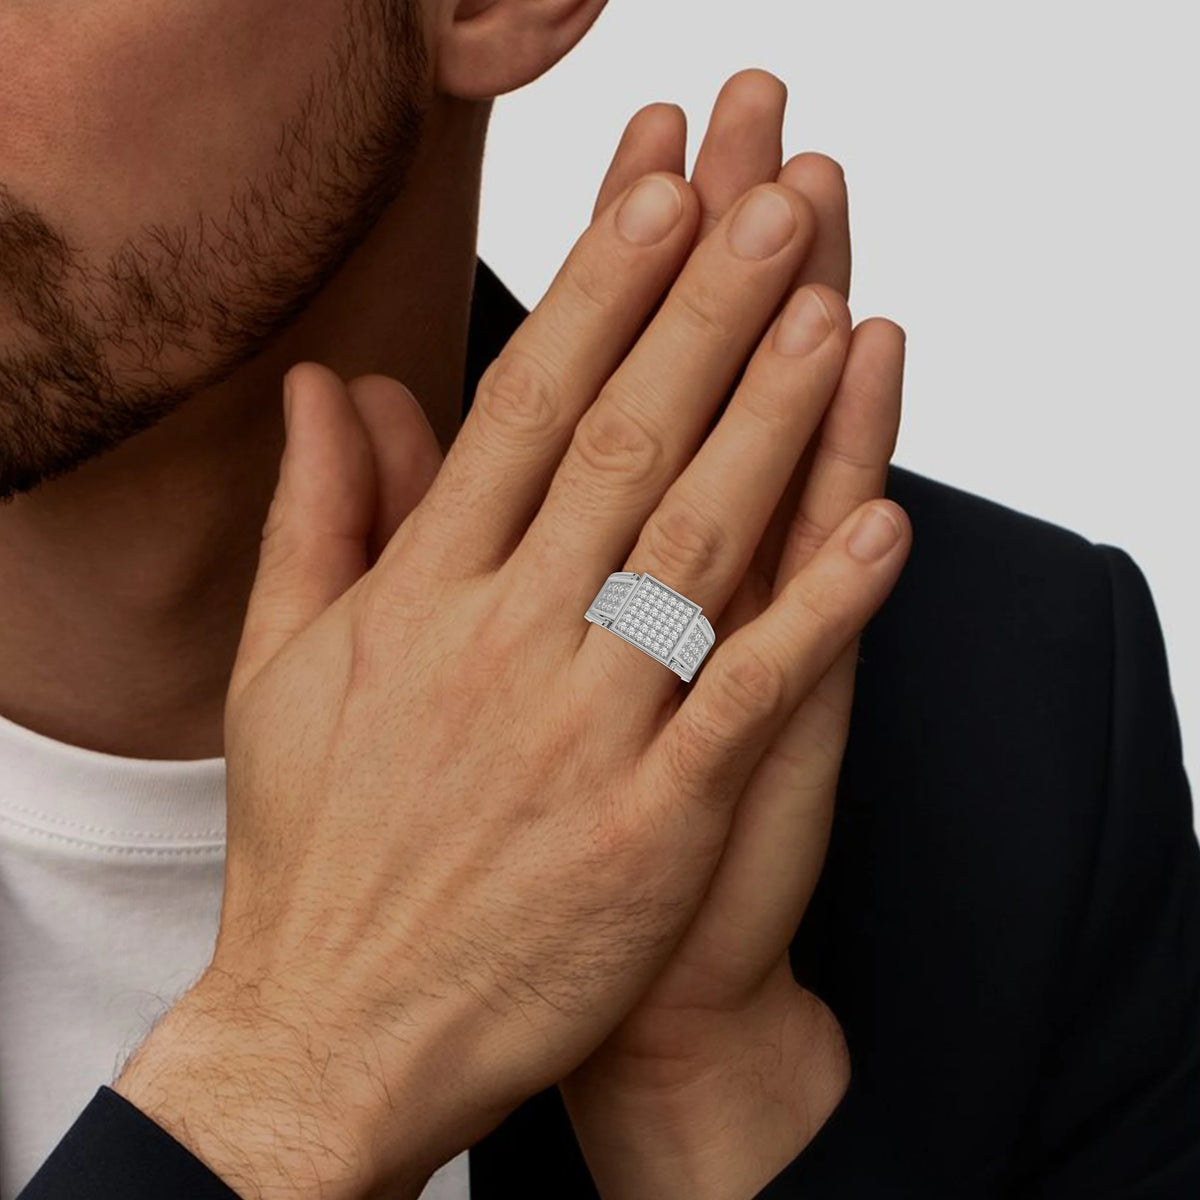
585,572,716,683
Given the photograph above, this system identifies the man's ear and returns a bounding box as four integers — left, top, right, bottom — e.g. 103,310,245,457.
433,0,609,100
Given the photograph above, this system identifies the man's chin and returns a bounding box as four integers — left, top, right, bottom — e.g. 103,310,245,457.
0,354,188,503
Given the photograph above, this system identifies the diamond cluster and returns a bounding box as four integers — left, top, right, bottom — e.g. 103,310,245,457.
593,578,634,616
676,622,712,671
613,577,696,661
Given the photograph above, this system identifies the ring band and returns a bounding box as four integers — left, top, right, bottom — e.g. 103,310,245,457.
585,571,716,682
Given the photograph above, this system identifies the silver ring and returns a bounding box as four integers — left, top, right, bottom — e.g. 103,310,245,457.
585,571,716,683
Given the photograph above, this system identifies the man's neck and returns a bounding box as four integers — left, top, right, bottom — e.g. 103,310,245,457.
0,96,488,760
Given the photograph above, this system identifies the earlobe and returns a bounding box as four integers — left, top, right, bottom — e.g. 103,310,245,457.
434,0,609,100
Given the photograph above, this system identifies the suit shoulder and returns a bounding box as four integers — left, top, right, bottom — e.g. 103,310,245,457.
886,463,1105,580
882,463,1114,650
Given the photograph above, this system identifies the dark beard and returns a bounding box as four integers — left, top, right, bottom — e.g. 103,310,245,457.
0,0,428,502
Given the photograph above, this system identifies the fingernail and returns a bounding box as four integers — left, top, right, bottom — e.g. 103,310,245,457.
847,504,902,562
728,188,796,260
774,288,832,356
616,176,683,245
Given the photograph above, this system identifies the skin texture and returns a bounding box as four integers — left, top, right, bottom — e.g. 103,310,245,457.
1,0,906,1195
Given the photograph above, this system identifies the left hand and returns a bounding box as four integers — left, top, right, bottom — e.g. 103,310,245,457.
554,70,905,1200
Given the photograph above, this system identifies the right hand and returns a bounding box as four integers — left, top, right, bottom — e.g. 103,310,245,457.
115,116,910,1200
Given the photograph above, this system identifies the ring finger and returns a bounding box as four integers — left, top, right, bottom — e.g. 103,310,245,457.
578,281,851,703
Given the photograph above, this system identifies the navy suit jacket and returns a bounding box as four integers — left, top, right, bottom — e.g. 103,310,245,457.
19,259,1200,1199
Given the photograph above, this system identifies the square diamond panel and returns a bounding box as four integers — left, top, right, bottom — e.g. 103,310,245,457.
612,577,698,662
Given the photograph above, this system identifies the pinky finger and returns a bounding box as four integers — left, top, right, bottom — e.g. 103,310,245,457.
654,499,912,795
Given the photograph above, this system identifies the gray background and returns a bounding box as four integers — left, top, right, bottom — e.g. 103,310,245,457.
476,1,1197,828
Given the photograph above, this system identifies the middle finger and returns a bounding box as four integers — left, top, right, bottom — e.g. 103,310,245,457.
513,182,817,603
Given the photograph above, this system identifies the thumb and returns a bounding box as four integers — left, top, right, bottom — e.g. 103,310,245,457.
231,362,376,697
345,374,444,566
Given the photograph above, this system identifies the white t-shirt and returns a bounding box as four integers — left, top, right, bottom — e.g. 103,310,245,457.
0,710,470,1200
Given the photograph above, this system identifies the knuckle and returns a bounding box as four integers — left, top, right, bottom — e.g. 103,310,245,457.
667,277,736,347
571,394,666,488
640,501,726,581
819,439,879,475
475,349,560,437
789,574,849,640
709,644,787,725
354,575,404,642
559,250,623,314
783,509,835,565
735,376,794,429
656,713,752,816
351,569,434,664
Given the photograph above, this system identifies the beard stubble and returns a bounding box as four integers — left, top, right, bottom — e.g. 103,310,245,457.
0,0,429,501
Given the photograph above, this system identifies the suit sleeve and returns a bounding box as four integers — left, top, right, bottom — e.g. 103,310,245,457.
747,544,1200,1200
15,1086,243,1200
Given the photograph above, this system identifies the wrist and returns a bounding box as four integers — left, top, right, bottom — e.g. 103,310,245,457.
559,982,849,1200
113,969,433,1200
